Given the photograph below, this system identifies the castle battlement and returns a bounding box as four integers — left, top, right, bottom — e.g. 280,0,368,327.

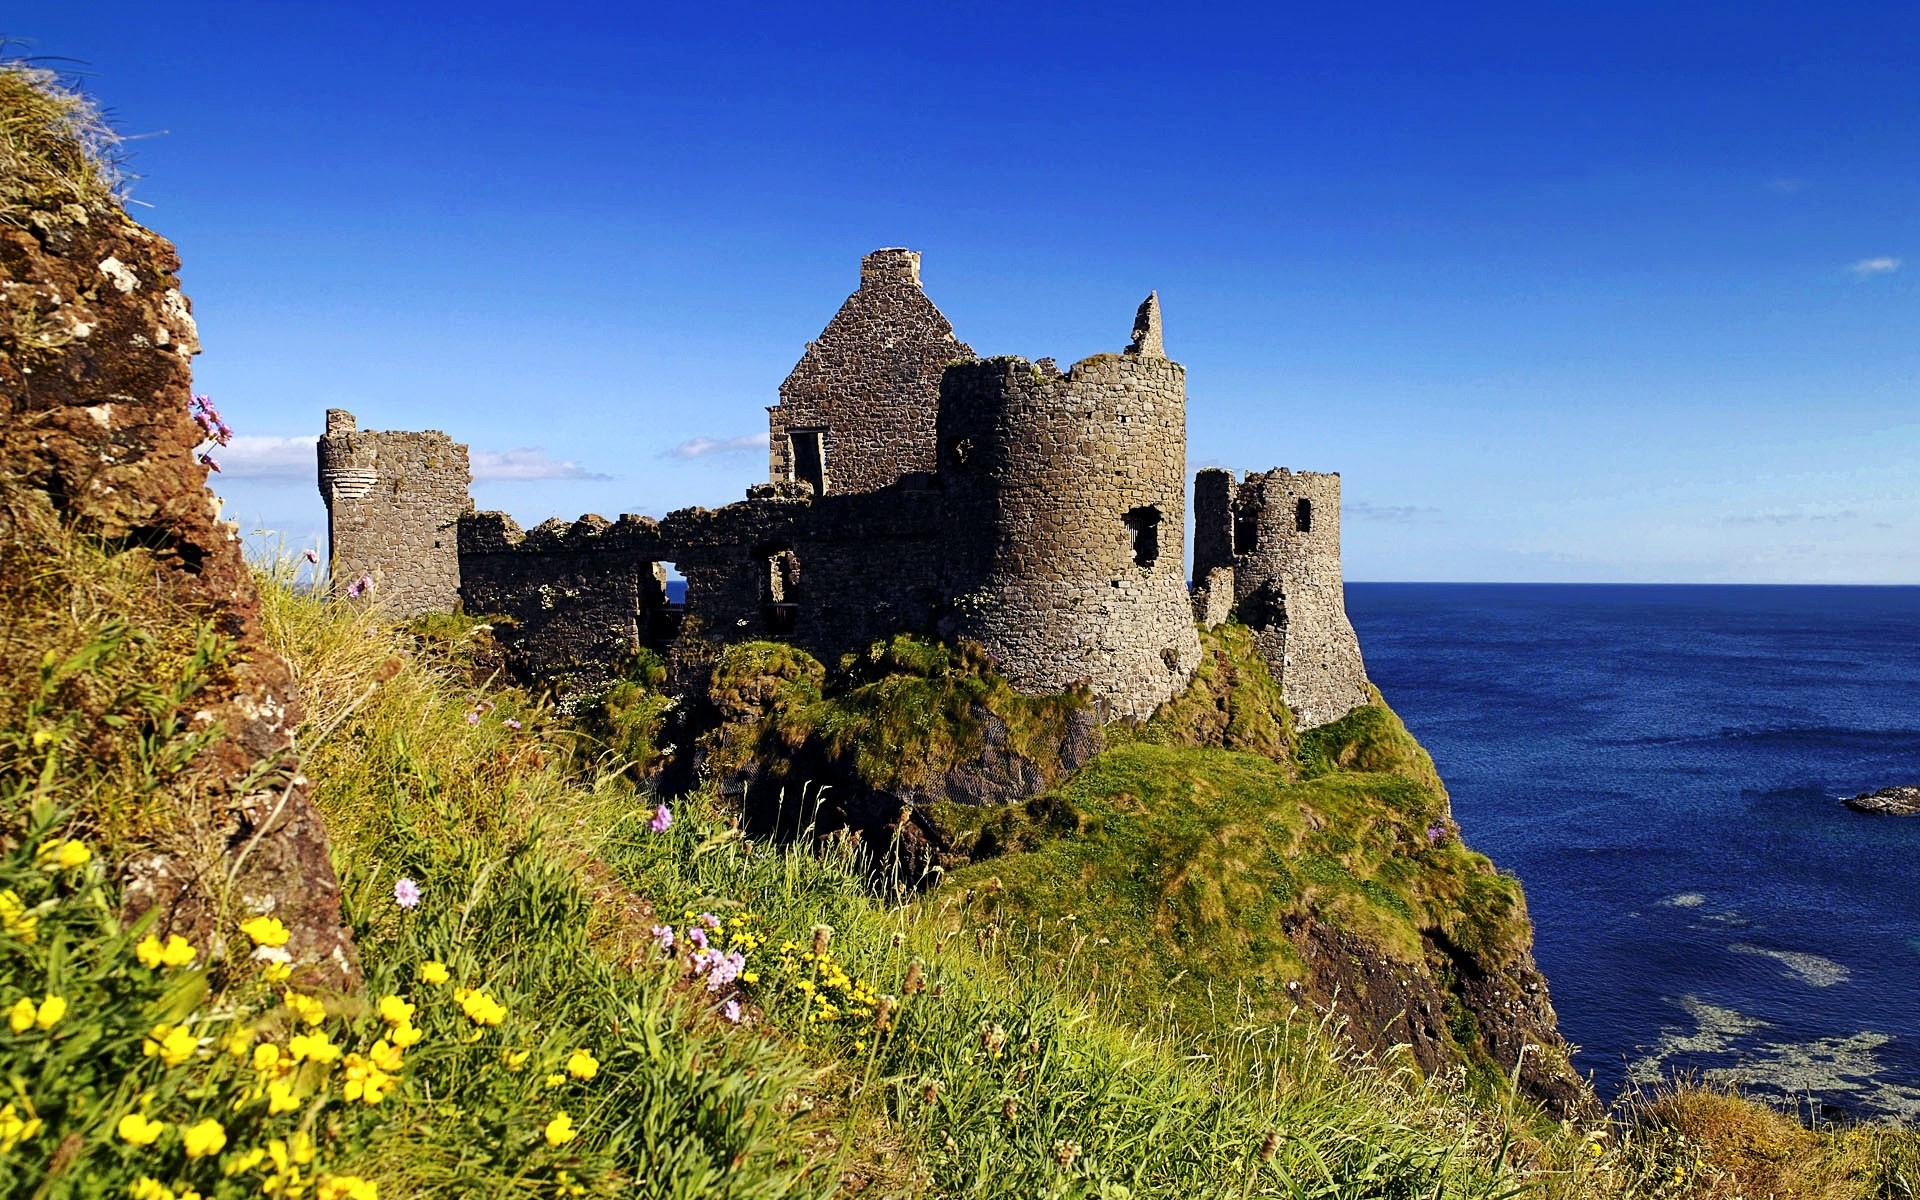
319,250,1371,727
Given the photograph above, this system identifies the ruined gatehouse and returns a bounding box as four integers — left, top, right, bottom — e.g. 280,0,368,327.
317,249,1372,728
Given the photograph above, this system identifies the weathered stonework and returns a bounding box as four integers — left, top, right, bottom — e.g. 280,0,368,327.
938,351,1202,721
329,249,1369,732
767,248,973,494
1193,467,1371,729
317,409,470,617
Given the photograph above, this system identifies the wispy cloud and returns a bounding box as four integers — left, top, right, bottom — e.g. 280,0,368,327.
1347,501,1440,524
471,448,608,481
1724,508,1857,526
217,434,606,482
666,432,769,460
217,435,320,479
1849,256,1901,277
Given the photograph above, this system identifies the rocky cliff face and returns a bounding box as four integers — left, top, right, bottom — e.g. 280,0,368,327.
0,72,356,985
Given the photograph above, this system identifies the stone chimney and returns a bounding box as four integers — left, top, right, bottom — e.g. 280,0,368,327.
860,247,922,288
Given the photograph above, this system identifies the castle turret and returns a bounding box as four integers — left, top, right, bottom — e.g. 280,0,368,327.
1193,467,1370,728
767,248,974,496
317,408,472,615
937,299,1202,721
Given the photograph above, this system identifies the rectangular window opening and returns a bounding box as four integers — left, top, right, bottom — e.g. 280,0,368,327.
1295,498,1313,533
790,429,827,495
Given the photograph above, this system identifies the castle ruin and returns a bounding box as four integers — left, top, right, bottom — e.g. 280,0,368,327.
318,249,1370,728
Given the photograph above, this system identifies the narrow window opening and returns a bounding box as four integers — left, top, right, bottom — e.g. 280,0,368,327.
1295,498,1313,533
790,429,827,495
760,545,801,634
1124,506,1162,568
1233,508,1259,556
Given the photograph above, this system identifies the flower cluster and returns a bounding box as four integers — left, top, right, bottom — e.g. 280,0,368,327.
188,394,232,473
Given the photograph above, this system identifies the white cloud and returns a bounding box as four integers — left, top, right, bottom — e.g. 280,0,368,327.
666,432,770,460
1347,501,1440,524
214,434,605,481
215,434,319,479
470,448,608,481
1849,257,1901,277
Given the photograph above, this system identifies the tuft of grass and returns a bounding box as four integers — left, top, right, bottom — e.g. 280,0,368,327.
0,59,122,227
1120,621,1297,765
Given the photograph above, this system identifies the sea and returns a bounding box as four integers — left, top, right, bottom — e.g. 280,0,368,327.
1345,584,1920,1119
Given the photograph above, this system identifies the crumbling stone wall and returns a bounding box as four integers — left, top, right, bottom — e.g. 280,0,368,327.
938,327,1202,721
318,409,470,617
2,180,356,985
767,248,973,494
457,511,669,691
1193,467,1370,729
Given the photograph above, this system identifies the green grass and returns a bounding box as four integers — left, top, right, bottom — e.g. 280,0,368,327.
0,60,122,227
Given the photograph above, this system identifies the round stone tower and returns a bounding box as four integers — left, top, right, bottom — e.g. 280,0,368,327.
937,297,1201,721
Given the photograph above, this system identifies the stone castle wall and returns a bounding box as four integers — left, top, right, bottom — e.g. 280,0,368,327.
938,347,1202,721
318,409,470,617
1194,467,1371,729
767,248,973,494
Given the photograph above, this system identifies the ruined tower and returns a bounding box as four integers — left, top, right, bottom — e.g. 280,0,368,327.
767,248,974,495
316,409,471,616
937,295,1202,721
1192,467,1370,729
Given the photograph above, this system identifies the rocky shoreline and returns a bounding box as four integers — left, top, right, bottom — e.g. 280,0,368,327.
1843,785,1920,816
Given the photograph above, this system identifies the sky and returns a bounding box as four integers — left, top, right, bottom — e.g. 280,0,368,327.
13,1,1919,582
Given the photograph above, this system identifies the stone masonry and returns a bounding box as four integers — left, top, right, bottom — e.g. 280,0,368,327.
317,409,471,617
1193,467,1371,728
767,248,974,494
326,249,1370,730
938,347,1202,721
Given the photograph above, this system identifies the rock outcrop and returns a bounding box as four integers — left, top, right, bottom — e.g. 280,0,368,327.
0,68,356,986
1844,785,1920,816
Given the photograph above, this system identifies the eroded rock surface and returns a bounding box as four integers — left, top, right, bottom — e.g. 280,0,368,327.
1,202,357,986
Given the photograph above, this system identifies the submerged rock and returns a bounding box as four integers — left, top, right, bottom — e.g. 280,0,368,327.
1844,785,1920,816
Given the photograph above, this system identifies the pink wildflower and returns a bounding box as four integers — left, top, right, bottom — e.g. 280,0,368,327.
345,574,373,599
722,999,742,1024
465,709,480,726
199,452,221,473
394,877,421,908
650,924,675,953
686,927,708,951
303,548,320,565
504,718,522,731
648,804,672,834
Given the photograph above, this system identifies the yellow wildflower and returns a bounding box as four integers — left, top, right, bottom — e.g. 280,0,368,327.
341,1053,394,1105
182,1117,228,1159
544,1073,566,1089
8,998,34,1035
143,1023,198,1067
240,915,290,947
261,960,293,984
457,988,506,1027
265,1079,301,1115
317,1175,379,1200
36,839,91,871
116,1111,167,1146
554,1170,586,1198
284,991,327,1027
565,1049,599,1080
368,1039,405,1072
502,1048,531,1071
224,1146,267,1175
252,1043,286,1074
0,891,36,942
128,1178,174,1200
388,1021,423,1049
543,1112,578,1147
134,933,196,969
318,1177,378,1200
0,1102,42,1152
288,1029,341,1064
35,994,66,1030
376,994,415,1026
222,1025,255,1058
418,960,450,986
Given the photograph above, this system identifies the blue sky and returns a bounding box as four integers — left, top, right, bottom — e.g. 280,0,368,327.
16,1,1919,581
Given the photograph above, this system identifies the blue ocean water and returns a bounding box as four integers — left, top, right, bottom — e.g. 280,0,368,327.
1345,584,1920,1118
